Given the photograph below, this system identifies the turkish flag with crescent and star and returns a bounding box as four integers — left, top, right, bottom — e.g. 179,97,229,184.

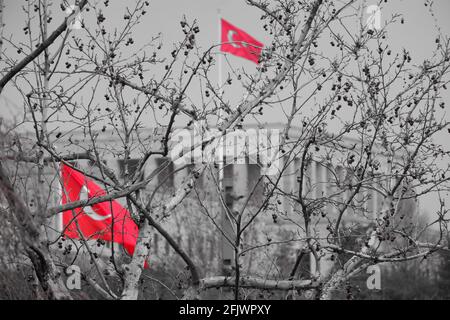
220,18,263,64
61,164,147,267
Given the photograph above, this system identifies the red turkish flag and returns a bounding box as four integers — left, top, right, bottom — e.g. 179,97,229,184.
61,164,147,267
220,18,263,64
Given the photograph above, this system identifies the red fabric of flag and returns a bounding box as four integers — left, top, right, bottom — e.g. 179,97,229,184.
220,18,263,64
61,164,148,267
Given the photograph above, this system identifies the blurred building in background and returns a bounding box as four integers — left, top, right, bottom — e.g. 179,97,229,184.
21,124,414,280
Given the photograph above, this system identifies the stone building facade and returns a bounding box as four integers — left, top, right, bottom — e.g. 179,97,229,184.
33,123,418,281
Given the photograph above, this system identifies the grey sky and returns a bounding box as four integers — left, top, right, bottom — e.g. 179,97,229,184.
3,0,450,116
1,0,450,220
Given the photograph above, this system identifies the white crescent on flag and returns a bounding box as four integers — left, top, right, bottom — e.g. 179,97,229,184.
227,29,248,48
79,185,111,221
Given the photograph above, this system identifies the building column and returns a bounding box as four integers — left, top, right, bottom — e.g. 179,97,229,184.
220,163,248,275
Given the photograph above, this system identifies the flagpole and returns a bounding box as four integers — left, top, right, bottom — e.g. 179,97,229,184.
57,166,63,238
217,8,230,277
218,9,223,102
217,8,223,193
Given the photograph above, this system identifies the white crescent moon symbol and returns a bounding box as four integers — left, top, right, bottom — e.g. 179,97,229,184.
227,30,240,48
79,186,111,221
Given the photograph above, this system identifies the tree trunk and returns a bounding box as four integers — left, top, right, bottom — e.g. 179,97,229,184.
0,164,72,300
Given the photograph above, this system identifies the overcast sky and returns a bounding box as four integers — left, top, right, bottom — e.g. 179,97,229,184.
2,0,450,117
